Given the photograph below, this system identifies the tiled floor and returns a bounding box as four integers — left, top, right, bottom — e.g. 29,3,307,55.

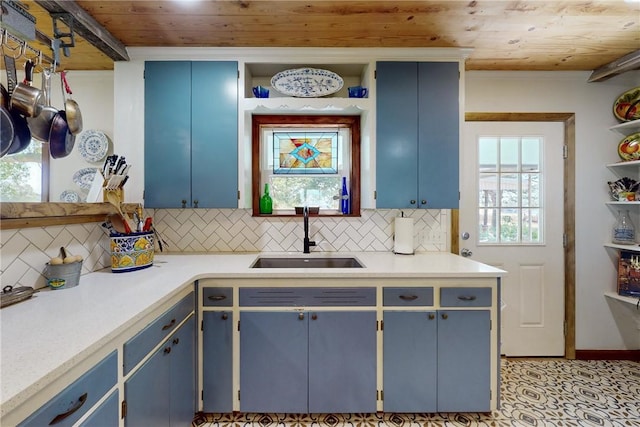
193,359,640,426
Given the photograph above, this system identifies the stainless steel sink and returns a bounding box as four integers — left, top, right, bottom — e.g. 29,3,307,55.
250,257,364,268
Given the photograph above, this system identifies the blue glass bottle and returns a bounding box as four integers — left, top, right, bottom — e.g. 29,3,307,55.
341,177,349,215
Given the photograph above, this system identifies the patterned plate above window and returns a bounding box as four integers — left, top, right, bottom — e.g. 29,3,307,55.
77,130,109,163
271,68,344,98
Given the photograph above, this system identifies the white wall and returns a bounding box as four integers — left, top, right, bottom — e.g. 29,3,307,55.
466,70,640,350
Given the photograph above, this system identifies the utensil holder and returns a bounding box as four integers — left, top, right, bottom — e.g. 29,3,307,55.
110,231,154,273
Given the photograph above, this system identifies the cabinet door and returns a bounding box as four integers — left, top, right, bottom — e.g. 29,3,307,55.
125,340,170,426
239,311,308,413
78,390,119,427
308,311,377,413
417,62,460,208
191,61,238,208
383,311,437,412
202,311,233,412
144,61,192,208
437,310,491,412
376,61,419,209
169,316,196,427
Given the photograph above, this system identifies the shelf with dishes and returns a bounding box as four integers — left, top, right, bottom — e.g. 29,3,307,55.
242,62,373,107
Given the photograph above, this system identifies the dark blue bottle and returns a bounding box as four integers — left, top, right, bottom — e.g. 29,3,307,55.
341,177,349,215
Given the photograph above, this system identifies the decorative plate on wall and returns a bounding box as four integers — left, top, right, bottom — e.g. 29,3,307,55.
72,167,99,190
77,130,109,163
613,87,640,122
59,190,81,202
617,132,640,161
271,68,344,98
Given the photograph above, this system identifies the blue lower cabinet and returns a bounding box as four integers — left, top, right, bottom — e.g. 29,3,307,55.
202,311,234,412
239,311,376,413
383,311,437,412
18,351,117,427
240,311,308,413
437,310,491,412
383,310,491,413
125,316,195,427
308,311,377,413
78,390,119,427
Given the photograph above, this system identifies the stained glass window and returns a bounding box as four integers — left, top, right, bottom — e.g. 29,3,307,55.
273,132,338,174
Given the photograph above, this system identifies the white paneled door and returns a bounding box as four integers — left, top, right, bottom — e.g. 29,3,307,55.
460,121,565,356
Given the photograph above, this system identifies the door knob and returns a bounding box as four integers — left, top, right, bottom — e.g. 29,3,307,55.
461,248,473,257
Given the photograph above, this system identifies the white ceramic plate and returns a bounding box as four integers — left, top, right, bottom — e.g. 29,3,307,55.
77,130,109,162
73,167,100,190
271,68,344,98
59,190,81,202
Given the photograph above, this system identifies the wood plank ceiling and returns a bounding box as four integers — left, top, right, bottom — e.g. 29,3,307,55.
5,0,640,72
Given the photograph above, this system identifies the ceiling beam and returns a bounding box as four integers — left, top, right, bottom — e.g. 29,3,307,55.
33,0,129,62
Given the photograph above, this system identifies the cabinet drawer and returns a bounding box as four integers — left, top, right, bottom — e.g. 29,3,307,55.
19,351,117,427
240,287,376,306
124,291,194,374
203,287,233,306
383,287,433,306
440,287,492,307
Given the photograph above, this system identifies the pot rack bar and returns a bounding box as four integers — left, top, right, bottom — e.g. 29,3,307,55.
1,28,56,70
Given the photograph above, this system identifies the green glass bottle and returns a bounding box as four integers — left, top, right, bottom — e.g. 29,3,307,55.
259,183,273,214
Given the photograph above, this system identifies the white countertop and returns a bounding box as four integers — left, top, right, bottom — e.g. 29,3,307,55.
0,252,504,417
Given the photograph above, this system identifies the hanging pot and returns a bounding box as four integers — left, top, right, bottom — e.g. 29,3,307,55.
49,110,75,159
3,55,31,155
61,71,82,135
1,83,14,157
27,69,57,142
9,59,43,118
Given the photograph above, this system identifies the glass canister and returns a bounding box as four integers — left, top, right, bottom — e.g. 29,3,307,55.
613,210,636,245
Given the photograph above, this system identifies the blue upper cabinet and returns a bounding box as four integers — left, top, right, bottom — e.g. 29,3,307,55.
144,61,238,208
376,61,459,209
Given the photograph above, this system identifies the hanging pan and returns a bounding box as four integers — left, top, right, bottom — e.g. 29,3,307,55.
61,71,82,135
49,110,75,159
9,59,43,118
1,83,14,157
4,55,32,155
27,69,57,142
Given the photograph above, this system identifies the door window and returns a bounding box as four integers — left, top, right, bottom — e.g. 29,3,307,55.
477,135,543,244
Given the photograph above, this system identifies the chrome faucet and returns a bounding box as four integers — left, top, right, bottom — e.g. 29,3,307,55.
303,206,316,254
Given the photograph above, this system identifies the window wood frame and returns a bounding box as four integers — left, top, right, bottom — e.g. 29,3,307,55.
251,115,361,217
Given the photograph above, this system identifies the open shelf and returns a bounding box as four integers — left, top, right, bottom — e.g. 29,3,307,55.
609,119,640,136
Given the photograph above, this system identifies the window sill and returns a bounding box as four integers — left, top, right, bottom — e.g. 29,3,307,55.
253,212,361,218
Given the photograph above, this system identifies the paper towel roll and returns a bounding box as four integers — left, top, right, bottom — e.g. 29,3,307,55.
394,217,414,255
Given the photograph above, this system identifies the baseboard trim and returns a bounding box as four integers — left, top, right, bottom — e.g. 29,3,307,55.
575,350,640,361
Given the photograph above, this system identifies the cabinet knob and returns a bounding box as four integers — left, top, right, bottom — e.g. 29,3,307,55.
181,199,187,208
193,199,199,208
441,313,448,320
428,313,435,320
173,338,180,345
164,346,172,354
410,200,416,205
222,312,228,320
298,312,304,320
311,313,318,320
421,200,427,205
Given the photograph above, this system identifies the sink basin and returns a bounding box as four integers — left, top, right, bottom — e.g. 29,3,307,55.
251,257,364,269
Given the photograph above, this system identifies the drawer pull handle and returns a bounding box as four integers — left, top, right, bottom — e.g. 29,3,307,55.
399,295,418,301
458,295,477,301
208,295,227,301
49,392,87,425
161,318,176,331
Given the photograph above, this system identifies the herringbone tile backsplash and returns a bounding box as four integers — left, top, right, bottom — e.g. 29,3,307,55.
1,209,447,289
